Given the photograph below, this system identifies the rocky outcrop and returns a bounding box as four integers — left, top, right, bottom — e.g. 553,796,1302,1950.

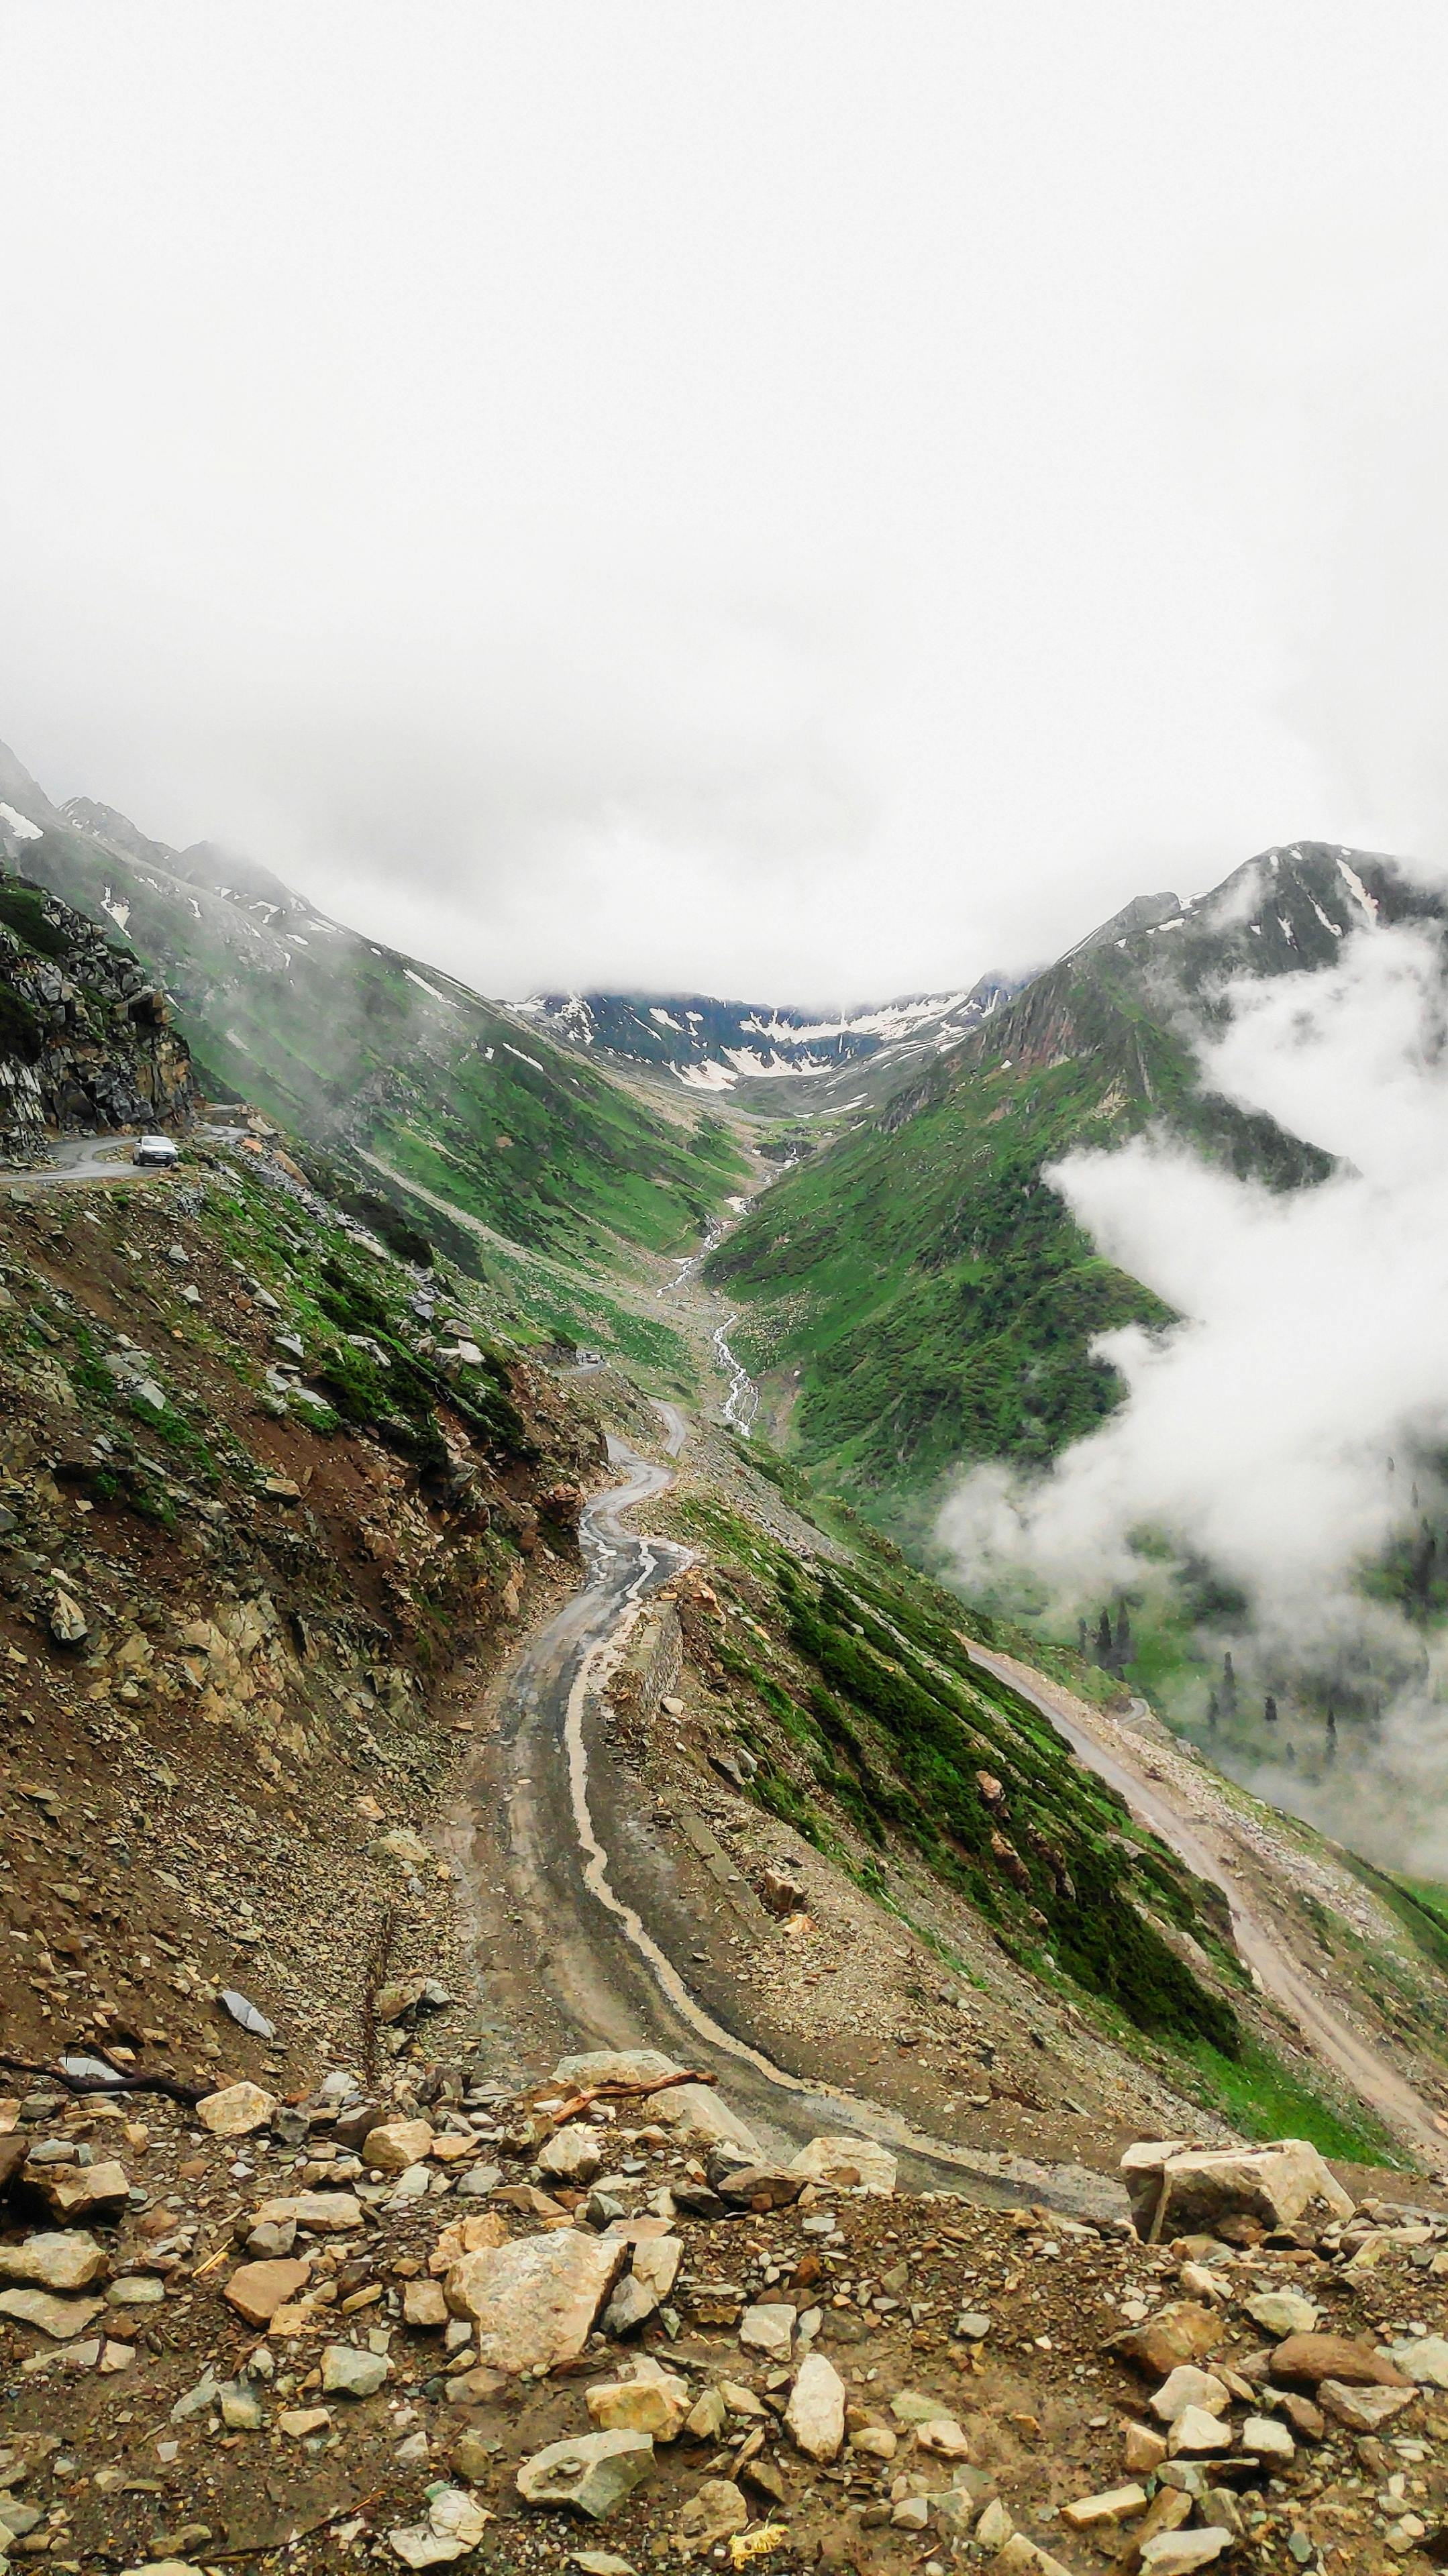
1121,2139,1355,2244
0,873,197,1161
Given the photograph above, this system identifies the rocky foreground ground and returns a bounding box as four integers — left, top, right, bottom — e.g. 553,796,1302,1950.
3,2055,1448,2576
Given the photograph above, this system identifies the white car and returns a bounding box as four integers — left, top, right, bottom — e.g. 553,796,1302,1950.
133,1133,179,1167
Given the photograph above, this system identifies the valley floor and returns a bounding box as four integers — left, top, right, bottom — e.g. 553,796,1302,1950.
7,1123,1448,2575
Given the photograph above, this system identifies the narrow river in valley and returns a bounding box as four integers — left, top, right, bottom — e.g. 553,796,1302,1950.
658,1200,760,1434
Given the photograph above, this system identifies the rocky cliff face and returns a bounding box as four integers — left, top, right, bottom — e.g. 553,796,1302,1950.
0,872,198,1162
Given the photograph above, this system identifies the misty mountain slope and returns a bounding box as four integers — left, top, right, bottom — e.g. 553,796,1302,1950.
709,842,1437,1530
0,739,746,1268
519,977,1021,1116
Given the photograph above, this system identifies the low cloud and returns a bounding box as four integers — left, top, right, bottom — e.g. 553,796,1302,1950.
937,918,1448,1867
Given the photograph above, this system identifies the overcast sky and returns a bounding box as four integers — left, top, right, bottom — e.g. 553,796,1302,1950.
5,4,1448,1003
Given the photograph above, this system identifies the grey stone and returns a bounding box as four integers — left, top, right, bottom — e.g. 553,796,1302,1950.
322,2343,390,2398
107,2275,165,2305
517,2428,654,2519
219,2380,265,2430
603,2273,660,2337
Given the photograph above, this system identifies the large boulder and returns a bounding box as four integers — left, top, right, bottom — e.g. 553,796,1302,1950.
552,2050,762,2155
789,2135,897,2194
1120,2140,1354,2243
445,2229,629,2372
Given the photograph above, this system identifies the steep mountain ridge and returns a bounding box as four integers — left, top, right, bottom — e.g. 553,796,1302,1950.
709,841,1439,1523
0,739,747,1311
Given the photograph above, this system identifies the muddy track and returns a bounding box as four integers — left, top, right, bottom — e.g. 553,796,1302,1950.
466,1437,1127,2220
968,1644,1447,2171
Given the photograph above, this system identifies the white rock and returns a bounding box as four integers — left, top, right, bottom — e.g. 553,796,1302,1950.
1239,2414,1295,2463
784,2352,845,2461
789,2135,897,2194
1149,2367,1231,2424
197,2081,276,2139
1138,2534,1231,2575
916,2416,970,2459
1245,2290,1319,2339
362,2118,435,2172
446,2230,628,2371
552,2050,761,2155
1060,2486,1149,2530
630,2237,682,2302
1388,2335,1448,2388
1168,2405,1234,2457
1122,2138,1354,2242
738,2302,794,2359
389,2483,492,2565
538,2126,605,2184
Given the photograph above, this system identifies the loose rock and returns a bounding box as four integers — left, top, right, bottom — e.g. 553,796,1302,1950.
197,2082,276,2139
784,2350,846,2460
446,2228,628,2371
517,2428,654,2520
0,2230,107,2291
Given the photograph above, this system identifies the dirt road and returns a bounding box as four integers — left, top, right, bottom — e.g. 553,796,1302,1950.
969,1643,1447,2169
0,1133,160,1190
464,1438,1125,2218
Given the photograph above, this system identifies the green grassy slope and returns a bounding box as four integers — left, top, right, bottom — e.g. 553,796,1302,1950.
13,807,745,1267
710,845,1433,1529
666,1481,1409,2158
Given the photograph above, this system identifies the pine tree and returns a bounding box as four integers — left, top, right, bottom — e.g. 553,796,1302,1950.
1115,1601,1132,1664
1206,1689,1220,1729
1096,1608,1113,1666
1222,1652,1237,1713
1078,1617,1088,1656
1265,1693,1278,1723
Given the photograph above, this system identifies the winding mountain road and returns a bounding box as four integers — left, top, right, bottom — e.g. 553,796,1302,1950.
472,1436,1125,2216
0,1134,160,1191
